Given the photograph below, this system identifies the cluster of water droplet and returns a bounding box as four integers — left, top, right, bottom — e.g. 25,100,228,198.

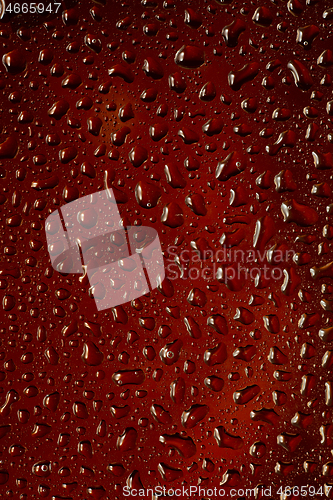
1,0,333,498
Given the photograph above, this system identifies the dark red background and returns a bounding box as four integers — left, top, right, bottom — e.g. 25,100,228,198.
1,0,333,498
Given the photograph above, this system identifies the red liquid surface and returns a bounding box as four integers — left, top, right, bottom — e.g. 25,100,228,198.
0,0,333,498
